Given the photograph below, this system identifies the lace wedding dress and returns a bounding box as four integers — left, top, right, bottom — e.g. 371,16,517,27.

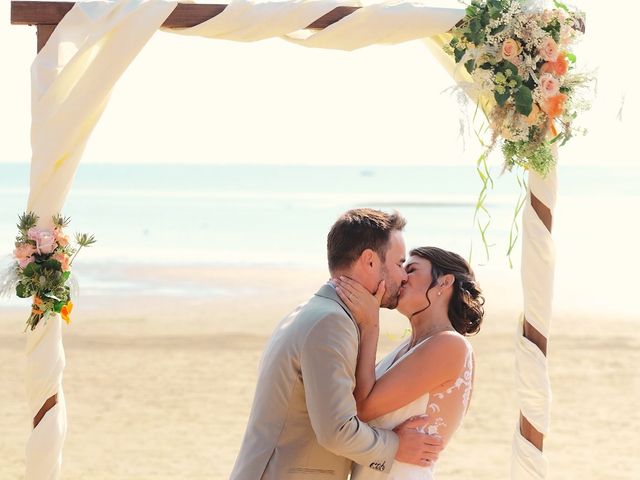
351,334,474,480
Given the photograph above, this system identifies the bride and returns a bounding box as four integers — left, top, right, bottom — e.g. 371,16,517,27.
335,246,484,479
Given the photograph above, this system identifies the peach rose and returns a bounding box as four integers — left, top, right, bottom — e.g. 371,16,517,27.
52,252,71,272
539,73,560,98
14,243,37,268
541,93,567,119
541,53,569,77
539,37,559,62
525,103,542,126
502,39,522,61
54,228,70,247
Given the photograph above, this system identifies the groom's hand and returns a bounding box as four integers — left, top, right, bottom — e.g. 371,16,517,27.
393,415,443,467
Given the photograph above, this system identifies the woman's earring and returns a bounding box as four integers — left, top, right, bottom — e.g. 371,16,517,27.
437,291,442,296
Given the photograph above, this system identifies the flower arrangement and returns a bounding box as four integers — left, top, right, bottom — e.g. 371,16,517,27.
446,0,591,176
12,212,95,330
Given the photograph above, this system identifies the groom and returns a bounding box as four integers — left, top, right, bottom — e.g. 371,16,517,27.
230,208,443,479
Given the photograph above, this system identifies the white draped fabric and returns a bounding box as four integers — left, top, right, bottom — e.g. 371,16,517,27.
25,2,177,477
511,160,557,480
22,1,554,479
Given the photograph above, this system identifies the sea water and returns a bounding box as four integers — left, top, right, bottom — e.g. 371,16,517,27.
0,163,638,301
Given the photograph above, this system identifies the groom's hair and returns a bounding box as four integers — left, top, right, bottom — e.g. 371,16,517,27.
327,208,406,272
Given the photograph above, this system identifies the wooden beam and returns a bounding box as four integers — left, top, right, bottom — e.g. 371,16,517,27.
37,24,55,52
11,1,360,30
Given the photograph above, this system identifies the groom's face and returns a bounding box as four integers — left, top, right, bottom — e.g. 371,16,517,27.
378,230,408,309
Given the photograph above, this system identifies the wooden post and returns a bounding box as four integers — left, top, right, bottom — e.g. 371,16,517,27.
36,24,55,52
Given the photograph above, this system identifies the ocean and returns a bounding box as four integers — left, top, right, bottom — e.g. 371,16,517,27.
1,162,638,302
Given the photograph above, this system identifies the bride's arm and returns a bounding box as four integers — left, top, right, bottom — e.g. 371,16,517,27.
335,276,382,415
336,277,468,423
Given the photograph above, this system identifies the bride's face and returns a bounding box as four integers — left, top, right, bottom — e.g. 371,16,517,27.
397,255,436,318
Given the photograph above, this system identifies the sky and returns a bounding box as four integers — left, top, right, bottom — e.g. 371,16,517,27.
0,0,637,166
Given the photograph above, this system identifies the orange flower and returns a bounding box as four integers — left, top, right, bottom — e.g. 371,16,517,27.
541,93,567,119
32,296,44,316
541,53,569,77
61,301,73,325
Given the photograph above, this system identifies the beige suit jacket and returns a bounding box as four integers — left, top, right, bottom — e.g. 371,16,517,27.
229,283,399,479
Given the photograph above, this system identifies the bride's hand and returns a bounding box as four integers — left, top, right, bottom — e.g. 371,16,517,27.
335,276,385,329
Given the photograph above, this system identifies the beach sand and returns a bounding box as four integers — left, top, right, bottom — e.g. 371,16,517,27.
1,265,638,479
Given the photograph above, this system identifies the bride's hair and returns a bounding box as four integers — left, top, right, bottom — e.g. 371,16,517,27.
410,247,484,336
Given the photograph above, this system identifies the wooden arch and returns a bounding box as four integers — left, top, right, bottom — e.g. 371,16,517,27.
11,0,553,468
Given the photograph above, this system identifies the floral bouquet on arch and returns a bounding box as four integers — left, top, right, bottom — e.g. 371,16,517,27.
10,212,96,330
445,0,592,176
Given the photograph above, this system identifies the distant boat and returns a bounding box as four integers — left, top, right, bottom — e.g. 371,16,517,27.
360,169,375,177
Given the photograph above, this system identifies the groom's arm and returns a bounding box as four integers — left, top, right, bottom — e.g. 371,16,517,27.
300,312,399,473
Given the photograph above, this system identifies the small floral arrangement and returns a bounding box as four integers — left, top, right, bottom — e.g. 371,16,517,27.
446,0,592,176
12,212,95,330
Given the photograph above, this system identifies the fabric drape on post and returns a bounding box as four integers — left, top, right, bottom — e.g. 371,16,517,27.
425,32,557,480
25,1,177,478
511,160,556,480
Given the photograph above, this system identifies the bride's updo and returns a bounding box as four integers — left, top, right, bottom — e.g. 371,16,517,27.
410,247,485,336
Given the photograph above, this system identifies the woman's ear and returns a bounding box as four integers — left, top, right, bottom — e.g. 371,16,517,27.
440,273,455,289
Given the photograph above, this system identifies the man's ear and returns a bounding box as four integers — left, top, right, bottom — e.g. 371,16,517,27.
360,248,377,269
440,273,455,289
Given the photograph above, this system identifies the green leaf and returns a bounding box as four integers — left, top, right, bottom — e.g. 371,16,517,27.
514,86,533,116
16,283,30,298
41,259,62,271
549,133,564,144
464,59,476,74
17,212,38,233
469,17,482,34
23,262,40,277
553,0,570,13
62,271,71,282
501,60,518,77
454,47,466,64
480,11,490,28
566,52,576,64
494,90,510,107
468,29,485,45
53,300,66,313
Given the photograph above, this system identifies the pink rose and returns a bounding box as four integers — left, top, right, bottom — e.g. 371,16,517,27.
502,39,522,61
27,228,58,255
14,243,37,269
54,228,70,247
539,73,560,98
52,252,71,272
27,228,39,242
539,37,559,62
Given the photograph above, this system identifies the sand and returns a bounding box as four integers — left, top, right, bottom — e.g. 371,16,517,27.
1,265,639,479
